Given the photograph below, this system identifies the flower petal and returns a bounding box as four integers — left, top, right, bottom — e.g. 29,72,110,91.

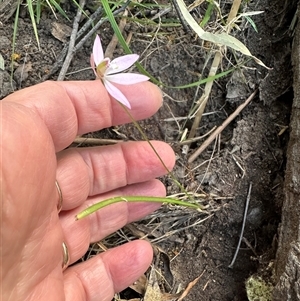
93,35,104,66
103,79,131,109
106,54,139,75
106,73,149,85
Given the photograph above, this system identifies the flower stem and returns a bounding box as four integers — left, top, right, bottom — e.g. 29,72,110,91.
76,196,201,220
120,103,195,202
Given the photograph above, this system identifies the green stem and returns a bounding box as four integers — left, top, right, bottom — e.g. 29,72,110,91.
76,196,201,220
120,103,194,201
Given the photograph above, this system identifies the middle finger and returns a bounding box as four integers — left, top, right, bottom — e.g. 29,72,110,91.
56,141,175,211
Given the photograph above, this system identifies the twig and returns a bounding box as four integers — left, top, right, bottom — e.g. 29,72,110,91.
42,5,103,80
171,0,189,32
73,137,124,145
187,51,222,141
242,237,258,257
179,126,217,145
231,153,245,178
151,6,172,21
188,89,257,163
177,271,205,301
43,3,129,80
228,182,252,269
57,0,86,81
150,214,213,244
67,3,130,65
75,5,103,40
72,0,130,54
227,0,242,26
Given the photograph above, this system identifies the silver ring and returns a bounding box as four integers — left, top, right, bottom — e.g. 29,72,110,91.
62,241,70,271
55,180,63,213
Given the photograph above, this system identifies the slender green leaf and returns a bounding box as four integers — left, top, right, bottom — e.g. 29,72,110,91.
49,0,69,20
26,0,40,49
168,68,235,89
200,1,214,27
36,0,41,24
45,0,59,19
12,1,21,59
244,16,258,33
69,0,89,20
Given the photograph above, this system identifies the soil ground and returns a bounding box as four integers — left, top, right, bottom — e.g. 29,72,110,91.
0,0,297,300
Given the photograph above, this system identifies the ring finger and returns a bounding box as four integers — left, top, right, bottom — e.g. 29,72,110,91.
60,179,165,265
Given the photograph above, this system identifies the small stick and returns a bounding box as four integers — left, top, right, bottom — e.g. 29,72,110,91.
43,3,129,80
171,0,189,32
227,0,242,25
179,126,217,145
187,51,222,141
57,0,86,81
42,5,104,80
67,3,130,65
188,89,257,163
242,237,258,256
75,5,103,40
73,137,124,145
228,182,252,269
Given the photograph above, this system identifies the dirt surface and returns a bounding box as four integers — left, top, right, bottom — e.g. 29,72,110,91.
0,1,297,300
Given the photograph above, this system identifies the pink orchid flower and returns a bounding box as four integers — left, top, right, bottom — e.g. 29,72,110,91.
90,35,149,109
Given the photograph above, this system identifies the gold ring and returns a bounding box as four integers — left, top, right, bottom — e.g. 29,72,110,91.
62,241,70,271
55,180,63,213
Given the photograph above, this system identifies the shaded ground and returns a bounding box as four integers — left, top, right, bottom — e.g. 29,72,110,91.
0,0,297,300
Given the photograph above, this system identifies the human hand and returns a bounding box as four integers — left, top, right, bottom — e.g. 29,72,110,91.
1,80,175,301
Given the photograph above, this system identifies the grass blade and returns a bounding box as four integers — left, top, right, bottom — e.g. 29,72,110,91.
49,0,70,20
244,15,258,33
26,0,40,49
170,68,235,89
36,0,41,24
200,0,214,27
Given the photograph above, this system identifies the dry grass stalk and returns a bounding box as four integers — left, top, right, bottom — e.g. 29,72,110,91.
188,89,257,163
186,0,243,157
73,137,124,145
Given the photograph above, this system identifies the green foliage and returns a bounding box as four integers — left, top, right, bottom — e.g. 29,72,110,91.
200,0,215,28
244,15,258,32
35,0,70,25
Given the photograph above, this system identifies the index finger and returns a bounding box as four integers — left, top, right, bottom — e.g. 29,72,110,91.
3,80,162,151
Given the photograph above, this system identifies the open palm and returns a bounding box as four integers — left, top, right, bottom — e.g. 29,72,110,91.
1,80,175,301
